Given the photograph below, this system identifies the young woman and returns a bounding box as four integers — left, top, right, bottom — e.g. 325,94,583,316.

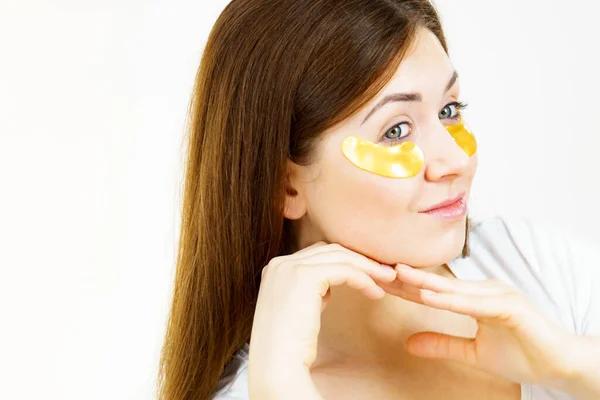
157,0,600,399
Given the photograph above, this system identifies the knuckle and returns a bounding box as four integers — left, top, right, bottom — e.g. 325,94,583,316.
261,265,269,277
331,249,351,260
328,243,345,252
267,255,285,267
332,249,363,267
339,261,357,272
288,262,305,278
263,255,292,277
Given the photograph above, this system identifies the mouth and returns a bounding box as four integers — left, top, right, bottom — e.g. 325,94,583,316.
418,193,467,220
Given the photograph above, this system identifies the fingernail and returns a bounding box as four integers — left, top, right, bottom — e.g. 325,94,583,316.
395,263,412,271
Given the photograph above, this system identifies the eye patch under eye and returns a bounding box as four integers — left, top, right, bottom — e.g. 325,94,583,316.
341,138,425,178
341,119,477,178
447,119,477,157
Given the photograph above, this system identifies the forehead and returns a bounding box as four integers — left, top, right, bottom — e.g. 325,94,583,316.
380,28,454,96
317,28,456,144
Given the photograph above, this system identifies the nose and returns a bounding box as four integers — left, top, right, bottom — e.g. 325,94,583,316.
422,123,473,182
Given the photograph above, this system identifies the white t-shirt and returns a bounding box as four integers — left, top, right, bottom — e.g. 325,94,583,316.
212,215,600,399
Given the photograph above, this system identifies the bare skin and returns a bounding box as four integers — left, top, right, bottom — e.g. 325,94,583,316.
309,267,521,399
256,27,522,399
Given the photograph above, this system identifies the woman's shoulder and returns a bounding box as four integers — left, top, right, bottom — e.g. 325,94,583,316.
211,343,250,399
451,215,569,287
453,215,565,278
465,214,597,277
468,214,567,249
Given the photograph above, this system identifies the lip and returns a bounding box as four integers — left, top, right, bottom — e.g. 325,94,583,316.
419,193,466,213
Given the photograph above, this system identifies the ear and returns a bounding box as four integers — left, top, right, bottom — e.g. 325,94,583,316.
283,159,307,220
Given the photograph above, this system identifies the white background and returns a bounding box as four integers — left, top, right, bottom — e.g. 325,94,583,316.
0,0,598,399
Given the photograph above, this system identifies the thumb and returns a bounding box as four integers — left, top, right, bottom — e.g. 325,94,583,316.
406,332,478,367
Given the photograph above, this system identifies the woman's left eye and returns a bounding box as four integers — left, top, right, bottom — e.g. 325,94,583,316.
439,101,468,120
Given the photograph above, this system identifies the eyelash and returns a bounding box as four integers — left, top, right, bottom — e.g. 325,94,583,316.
381,101,469,145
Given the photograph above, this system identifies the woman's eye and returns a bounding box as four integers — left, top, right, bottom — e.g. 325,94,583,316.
439,104,458,119
439,101,468,120
382,122,411,143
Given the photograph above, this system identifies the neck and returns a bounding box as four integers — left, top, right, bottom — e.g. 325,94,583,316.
314,263,475,368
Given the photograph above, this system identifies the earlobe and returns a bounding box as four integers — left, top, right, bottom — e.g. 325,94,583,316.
283,160,307,220
283,190,305,220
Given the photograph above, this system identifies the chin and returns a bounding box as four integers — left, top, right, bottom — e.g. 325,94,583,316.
401,224,467,268
412,246,463,269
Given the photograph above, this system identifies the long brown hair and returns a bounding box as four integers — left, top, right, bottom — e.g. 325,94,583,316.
157,1,467,398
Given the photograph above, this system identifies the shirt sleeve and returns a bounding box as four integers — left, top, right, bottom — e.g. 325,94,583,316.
211,346,250,400
558,225,600,336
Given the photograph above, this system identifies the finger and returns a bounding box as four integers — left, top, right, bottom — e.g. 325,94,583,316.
267,241,329,268
283,241,335,259
290,246,396,283
321,251,396,282
377,280,425,305
395,265,512,296
406,331,478,368
302,262,386,301
418,291,518,319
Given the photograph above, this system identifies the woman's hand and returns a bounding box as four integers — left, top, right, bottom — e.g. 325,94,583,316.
247,242,397,400
387,264,582,390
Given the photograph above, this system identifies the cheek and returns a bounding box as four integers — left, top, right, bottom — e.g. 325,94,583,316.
314,139,421,214
305,153,473,267
468,152,479,177
314,156,419,217
307,162,421,254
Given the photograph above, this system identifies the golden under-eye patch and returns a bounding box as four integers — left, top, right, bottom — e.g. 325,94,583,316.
447,119,477,157
340,137,425,178
341,119,477,178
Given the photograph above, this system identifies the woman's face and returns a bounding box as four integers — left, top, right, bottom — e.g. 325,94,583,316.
285,27,478,268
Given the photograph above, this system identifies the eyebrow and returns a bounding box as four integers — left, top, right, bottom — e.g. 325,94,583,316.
360,70,459,126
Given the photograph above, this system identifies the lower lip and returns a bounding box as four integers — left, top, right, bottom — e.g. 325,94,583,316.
420,197,467,220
